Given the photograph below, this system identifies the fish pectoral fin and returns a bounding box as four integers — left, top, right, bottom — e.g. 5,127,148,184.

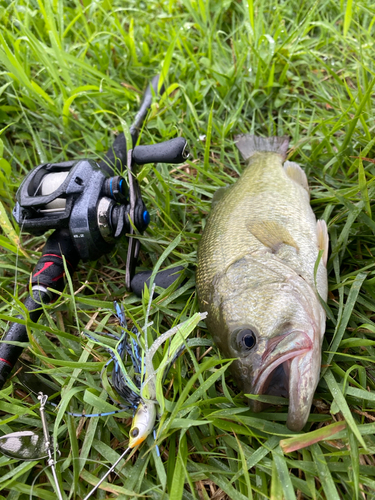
212,186,229,209
283,161,309,195
316,219,329,266
247,220,299,254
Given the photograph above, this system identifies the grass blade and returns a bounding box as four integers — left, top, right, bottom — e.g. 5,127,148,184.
324,370,366,450
310,443,341,500
272,446,297,500
343,0,354,37
280,421,346,453
325,272,367,369
169,431,187,500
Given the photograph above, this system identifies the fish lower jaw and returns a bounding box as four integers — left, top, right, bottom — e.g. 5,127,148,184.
251,347,313,431
253,347,310,396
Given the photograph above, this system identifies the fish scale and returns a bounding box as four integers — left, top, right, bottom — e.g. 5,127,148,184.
198,155,321,297
197,135,328,431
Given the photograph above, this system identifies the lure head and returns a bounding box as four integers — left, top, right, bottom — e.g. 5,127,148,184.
128,401,157,448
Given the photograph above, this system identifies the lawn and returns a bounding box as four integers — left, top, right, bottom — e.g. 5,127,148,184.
0,0,375,498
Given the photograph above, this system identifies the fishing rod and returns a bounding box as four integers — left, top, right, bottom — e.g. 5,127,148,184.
0,76,189,389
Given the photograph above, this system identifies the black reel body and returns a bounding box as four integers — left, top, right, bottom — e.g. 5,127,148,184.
0,70,189,390
13,158,148,261
13,136,188,263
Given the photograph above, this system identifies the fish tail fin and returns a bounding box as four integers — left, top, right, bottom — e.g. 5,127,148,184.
235,135,289,162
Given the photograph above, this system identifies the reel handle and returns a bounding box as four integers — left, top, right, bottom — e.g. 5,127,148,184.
132,137,189,165
124,137,188,289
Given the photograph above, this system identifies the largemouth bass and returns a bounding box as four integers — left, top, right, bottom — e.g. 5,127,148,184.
196,135,328,431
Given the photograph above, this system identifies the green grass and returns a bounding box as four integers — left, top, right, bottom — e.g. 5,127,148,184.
1,0,375,498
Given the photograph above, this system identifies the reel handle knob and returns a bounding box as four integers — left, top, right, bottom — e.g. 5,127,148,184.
130,266,186,298
132,137,189,165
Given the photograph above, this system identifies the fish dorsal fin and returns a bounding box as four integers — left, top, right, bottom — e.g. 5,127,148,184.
283,161,309,194
316,220,329,266
212,186,229,209
235,135,289,162
247,220,299,253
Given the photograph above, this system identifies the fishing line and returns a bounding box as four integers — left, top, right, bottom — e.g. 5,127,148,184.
0,392,63,499
28,456,115,500
82,446,132,500
14,360,134,419
0,393,130,499
4,303,206,500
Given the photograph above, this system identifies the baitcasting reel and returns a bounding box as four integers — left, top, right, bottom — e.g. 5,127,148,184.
0,75,189,388
13,158,147,260
13,137,188,265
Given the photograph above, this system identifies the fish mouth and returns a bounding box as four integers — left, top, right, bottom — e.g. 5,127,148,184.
252,331,318,431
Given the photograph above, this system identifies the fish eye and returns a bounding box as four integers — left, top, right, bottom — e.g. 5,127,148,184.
236,329,256,351
131,427,139,438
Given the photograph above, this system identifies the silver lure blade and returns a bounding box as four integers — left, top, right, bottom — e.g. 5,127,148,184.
0,430,48,460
